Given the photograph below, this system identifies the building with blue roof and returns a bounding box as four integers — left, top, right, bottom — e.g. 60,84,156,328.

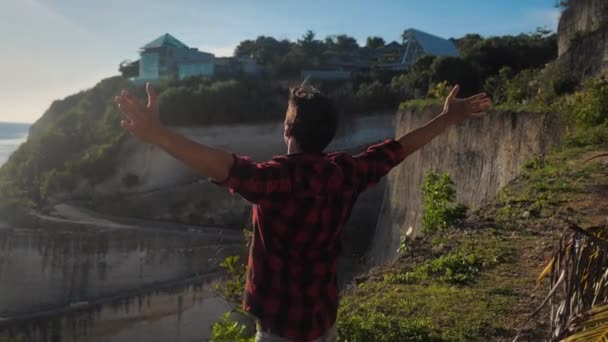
132,33,216,84
400,28,460,67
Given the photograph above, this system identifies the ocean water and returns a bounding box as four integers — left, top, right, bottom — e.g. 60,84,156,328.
0,122,30,166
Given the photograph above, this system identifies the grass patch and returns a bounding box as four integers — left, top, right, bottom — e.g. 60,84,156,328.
495,143,606,220
339,230,518,341
386,251,483,285
339,282,515,341
389,232,513,286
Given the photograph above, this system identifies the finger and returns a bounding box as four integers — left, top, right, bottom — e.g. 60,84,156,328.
116,98,139,121
447,85,460,100
146,83,160,113
116,95,138,113
471,99,492,110
466,93,488,101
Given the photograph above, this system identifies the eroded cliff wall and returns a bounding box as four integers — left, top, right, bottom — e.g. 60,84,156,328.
557,0,608,78
369,106,561,265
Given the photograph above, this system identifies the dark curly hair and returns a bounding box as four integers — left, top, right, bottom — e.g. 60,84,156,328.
285,85,339,153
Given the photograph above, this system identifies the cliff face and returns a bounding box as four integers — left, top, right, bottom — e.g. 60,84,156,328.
557,0,608,78
368,106,562,265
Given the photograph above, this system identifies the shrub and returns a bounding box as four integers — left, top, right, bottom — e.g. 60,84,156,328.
421,171,468,235
210,313,254,342
215,256,247,305
417,251,483,285
430,57,480,97
210,255,254,340
427,81,452,99
556,77,608,146
504,69,541,105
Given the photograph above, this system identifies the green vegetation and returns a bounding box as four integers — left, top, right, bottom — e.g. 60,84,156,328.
493,77,608,220
234,29,556,100
0,76,132,206
390,233,512,286
210,313,254,342
496,146,599,219
338,231,519,341
214,255,247,305
158,78,286,126
421,171,468,235
210,253,254,341
557,77,608,146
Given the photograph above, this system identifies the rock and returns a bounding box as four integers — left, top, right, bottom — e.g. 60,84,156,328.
522,211,531,219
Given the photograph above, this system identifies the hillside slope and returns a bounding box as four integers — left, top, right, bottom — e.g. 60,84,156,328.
337,143,608,341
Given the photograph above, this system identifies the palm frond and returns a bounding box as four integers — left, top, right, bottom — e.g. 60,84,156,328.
525,220,608,341
561,302,608,342
537,257,555,287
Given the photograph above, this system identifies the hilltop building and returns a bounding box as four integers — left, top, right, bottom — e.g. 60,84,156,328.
372,29,460,70
398,28,460,68
302,28,460,80
132,34,214,84
121,33,259,84
122,30,458,83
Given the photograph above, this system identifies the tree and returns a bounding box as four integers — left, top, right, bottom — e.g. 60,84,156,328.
460,33,557,81
298,30,316,45
326,34,359,54
234,36,292,65
294,30,325,68
454,34,484,59
366,36,386,49
391,55,437,99
430,57,480,96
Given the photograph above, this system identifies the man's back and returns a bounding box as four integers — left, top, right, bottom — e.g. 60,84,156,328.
215,139,406,341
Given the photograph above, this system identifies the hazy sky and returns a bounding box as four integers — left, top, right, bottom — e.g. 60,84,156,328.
1,0,559,123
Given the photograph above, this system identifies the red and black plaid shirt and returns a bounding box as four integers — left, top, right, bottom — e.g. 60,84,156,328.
215,139,405,341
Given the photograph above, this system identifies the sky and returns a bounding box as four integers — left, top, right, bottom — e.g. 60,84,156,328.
0,0,560,124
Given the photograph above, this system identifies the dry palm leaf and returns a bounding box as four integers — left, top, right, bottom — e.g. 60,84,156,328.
561,301,608,342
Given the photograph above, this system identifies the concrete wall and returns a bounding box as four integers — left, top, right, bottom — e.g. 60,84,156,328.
368,106,562,265
0,223,244,316
0,275,234,342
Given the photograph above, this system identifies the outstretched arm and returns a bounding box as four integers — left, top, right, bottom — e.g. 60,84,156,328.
397,85,492,158
115,83,233,182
